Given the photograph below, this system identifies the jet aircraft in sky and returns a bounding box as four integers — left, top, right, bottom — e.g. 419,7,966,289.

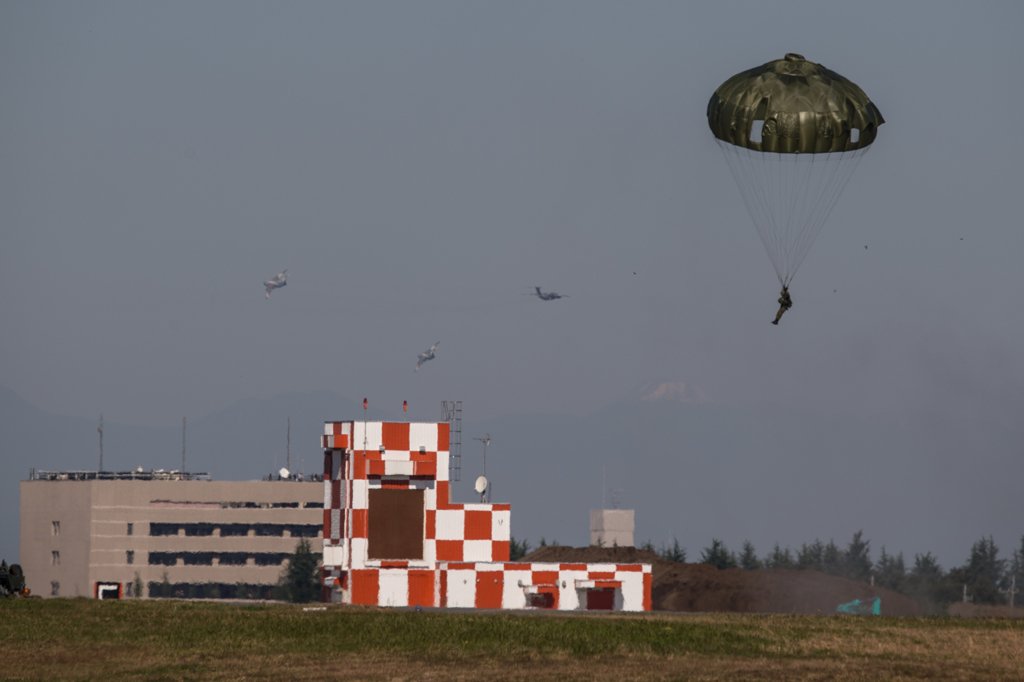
415,341,440,372
264,270,288,299
529,287,568,301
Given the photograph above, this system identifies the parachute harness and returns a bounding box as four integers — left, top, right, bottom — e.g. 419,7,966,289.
717,140,869,288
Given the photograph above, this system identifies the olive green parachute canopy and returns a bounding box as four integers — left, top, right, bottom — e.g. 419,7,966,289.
708,53,884,154
708,54,885,288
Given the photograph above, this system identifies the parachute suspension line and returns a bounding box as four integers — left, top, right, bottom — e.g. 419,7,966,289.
719,140,784,283
785,147,867,284
717,141,869,288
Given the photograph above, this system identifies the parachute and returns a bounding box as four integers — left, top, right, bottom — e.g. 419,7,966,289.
708,54,884,288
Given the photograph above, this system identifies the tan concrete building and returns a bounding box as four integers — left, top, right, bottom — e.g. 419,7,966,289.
590,509,635,548
20,471,324,599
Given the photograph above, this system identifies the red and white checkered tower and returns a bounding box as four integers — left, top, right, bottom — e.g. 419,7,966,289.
321,419,650,610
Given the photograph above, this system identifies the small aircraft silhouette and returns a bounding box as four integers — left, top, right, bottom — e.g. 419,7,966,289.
528,287,568,301
264,270,288,299
415,341,440,372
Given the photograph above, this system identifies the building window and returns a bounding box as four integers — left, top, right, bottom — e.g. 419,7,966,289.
51,550,60,566
126,550,135,565
52,521,60,535
51,581,60,597
127,523,133,536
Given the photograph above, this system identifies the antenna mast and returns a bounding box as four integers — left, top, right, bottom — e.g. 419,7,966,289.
287,417,291,471
473,434,491,477
473,434,492,502
98,414,104,471
441,401,461,481
182,417,186,472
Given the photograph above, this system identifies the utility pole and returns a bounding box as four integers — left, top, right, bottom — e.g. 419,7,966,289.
98,414,104,471
182,417,186,473
1000,575,1018,608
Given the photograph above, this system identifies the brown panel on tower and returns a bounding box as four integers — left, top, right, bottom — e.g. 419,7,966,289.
367,489,424,560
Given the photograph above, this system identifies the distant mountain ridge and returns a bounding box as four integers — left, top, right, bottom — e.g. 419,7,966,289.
629,381,713,404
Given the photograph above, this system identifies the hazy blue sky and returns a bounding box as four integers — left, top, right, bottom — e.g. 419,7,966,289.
2,4,1022,467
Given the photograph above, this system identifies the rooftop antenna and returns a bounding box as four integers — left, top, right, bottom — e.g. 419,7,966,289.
602,466,606,510
473,434,491,503
363,398,368,453
98,414,104,471
286,417,290,472
473,434,491,477
610,488,624,510
182,417,186,473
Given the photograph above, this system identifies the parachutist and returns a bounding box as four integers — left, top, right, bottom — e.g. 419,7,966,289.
771,288,792,325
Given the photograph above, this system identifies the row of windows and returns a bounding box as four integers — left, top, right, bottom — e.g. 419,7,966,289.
148,523,321,538
52,550,298,567
72,581,295,600
50,519,323,537
148,552,292,566
150,500,324,509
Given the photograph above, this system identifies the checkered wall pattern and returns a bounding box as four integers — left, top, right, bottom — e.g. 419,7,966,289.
320,420,651,611
322,561,652,611
321,421,510,571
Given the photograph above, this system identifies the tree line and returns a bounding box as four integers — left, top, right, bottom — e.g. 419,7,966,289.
658,532,1024,612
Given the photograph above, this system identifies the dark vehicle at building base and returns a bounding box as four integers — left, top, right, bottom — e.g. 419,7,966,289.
1,560,30,597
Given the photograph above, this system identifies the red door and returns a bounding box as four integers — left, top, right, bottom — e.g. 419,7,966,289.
475,573,503,609
586,588,615,610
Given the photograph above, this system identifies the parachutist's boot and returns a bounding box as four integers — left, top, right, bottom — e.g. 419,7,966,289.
771,319,779,325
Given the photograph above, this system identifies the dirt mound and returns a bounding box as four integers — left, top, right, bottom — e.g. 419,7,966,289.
522,546,926,616
947,602,1024,618
524,545,661,566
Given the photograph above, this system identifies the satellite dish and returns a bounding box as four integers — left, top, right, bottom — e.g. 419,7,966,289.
279,467,290,479
474,476,488,494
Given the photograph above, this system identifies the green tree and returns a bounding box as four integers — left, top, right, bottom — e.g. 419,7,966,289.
509,536,532,561
1009,536,1024,607
132,572,144,598
963,536,1006,605
797,540,824,572
905,552,957,613
701,539,737,570
823,540,844,576
659,538,686,563
739,541,762,570
844,531,873,583
764,543,795,570
639,540,656,553
277,538,322,603
875,546,906,593
160,571,171,598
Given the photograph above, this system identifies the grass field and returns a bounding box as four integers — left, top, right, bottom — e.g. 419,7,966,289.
2,600,1022,681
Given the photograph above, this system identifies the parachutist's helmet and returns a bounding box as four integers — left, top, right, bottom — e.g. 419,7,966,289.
708,54,884,154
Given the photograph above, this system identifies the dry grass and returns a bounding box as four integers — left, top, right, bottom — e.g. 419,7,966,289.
1,600,1022,680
